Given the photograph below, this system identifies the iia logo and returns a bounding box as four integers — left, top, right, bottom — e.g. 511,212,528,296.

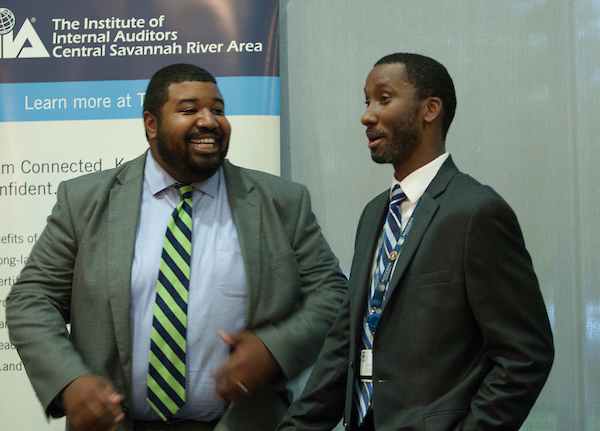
0,8,50,58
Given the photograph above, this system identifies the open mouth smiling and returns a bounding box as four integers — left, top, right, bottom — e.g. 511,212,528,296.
188,134,222,154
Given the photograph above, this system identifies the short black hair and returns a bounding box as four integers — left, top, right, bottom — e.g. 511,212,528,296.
375,53,456,138
143,63,217,119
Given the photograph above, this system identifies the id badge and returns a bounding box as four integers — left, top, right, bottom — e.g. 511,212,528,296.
359,349,373,380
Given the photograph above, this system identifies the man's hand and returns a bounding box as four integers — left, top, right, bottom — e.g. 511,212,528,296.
62,374,124,431
212,330,283,404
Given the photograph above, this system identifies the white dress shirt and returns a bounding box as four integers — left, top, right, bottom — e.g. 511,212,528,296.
392,152,449,232
370,153,450,292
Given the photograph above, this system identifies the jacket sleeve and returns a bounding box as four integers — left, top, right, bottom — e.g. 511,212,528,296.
6,181,92,414
275,292,351,430
276,196,378,431
253,184,348,380
459,195,554,430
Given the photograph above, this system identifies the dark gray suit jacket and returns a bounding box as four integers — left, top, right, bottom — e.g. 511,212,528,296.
7,152,347,431
278,157,554,431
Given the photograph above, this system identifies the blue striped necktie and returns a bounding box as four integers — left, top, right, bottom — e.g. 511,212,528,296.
355,184,406,425
147,183,194,420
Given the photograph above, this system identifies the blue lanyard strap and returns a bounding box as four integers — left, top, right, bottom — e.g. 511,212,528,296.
367,199,421,332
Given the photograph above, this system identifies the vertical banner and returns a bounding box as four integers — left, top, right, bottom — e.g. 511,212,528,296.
0,1,279,429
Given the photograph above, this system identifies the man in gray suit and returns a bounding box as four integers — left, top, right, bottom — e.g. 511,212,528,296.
7,64,347,431
277,53,554,430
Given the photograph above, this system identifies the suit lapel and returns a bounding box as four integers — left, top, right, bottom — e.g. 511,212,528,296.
107,153,145,383
349,192,388,329
223,161,262,325
381,193,438,314
380,157,459,316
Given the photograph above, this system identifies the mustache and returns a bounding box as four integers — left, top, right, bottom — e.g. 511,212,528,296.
186,129,223,140
366,127,387,137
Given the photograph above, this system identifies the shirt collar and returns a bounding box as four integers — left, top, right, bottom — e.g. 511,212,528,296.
144,150,221,198
391,153,449,203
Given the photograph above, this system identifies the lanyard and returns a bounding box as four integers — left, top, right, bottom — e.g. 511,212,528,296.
367,199,421,332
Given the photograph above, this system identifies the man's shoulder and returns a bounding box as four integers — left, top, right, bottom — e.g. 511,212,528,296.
55,153,145,208
423,157,507,207
447,171,506,203
61,153,145,190
223,160,307,195
437,170,519,224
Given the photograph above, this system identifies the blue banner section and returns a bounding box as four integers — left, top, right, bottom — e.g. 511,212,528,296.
0,76,279,121
0,0,279,83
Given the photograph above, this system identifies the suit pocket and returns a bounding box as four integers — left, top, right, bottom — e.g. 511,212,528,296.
406,269,452,289
423,410,467,430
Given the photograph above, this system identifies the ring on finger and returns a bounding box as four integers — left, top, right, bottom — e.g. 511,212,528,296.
236,381,251,395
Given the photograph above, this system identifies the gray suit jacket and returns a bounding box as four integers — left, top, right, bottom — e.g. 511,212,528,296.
7,152,347,430
278,157,554,431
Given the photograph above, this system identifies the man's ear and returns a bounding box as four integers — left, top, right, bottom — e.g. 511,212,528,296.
143,111,157,140
423,97,443,124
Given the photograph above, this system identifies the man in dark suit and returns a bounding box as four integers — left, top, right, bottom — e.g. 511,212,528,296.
277,53,554,430
6,64,347,431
